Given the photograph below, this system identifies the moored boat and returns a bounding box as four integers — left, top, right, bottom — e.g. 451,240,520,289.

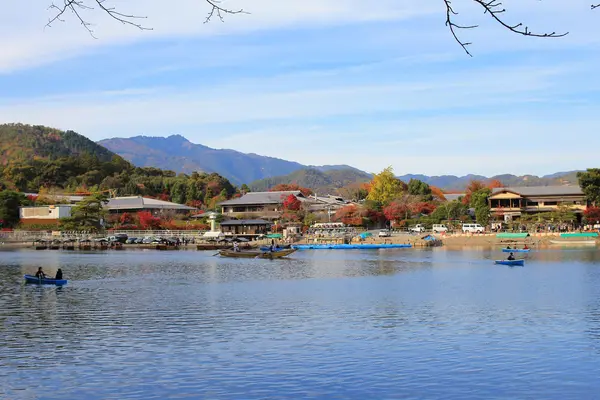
219,248,297,259
293,243,412,250
549,240,596,246
24,274,68,286
494,259,525,266
501,248,530,253
33,239,48,250
259,244,292,252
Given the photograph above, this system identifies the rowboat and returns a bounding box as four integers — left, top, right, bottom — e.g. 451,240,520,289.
259,244,292,252
494,260,525,266
219,248,297,259
501,248,530,253
24,274,68,286
549,240,596,246
293,244,412,250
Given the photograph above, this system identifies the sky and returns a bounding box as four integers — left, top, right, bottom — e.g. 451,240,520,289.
0,0,598,177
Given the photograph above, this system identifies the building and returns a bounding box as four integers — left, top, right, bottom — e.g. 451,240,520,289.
19,205,74,225
105,196,197,214
488,186,586,222
219,191,350,221
219,219,271,235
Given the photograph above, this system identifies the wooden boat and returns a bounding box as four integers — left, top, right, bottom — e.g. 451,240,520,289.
49,240,61,250
549,240,596,246
501,248,530,253
78,240,92,250
293,243,412,250
494,260,525,266
62,239,76,250
219,248,297,259
24,274,68,286
33,240,48,250
259,244,292,252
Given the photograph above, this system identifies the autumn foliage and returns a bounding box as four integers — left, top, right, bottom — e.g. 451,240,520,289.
334,205,363,226
462,180,487,205
584,206,600,223
137,211,162,230
270,184,313,197
282,194,302,211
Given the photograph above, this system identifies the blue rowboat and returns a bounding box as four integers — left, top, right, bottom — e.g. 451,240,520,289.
24,275,68,286
494,260,525,266
293,244,412,250
501,248,530,253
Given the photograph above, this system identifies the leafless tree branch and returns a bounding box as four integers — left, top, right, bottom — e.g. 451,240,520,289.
592,4,600,10
445,0,569,56
203,0,247,24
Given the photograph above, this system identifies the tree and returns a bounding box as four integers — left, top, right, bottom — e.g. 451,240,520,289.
282,194,302,211
0,191,28,228
584,206,600,224
240,184,250,194
462,180,486,205
487,179,504,189
469,188,491,226
578,169,600,205
137,211,163,230
366,167,405,206
61,193,108,232
430,186,447,202
42,1,599,56
383,201,411,224
334,205,363,226
270,184,313,197
407,179,433,202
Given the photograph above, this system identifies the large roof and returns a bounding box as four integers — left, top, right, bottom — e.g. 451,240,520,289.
219,191,304,206
220,219,271,226
491,186,583,197
105,196,197,211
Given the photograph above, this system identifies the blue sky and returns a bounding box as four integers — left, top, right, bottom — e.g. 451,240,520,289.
0,0,599,176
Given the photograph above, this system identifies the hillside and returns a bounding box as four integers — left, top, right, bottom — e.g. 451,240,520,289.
0,123,117,165
98,135,363,186
0,124,236,208
250,168,373,194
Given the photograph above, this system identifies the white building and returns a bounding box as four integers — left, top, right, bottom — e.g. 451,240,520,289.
19,205,74,221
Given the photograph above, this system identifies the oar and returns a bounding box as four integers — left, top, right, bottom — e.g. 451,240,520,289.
212,251,221,256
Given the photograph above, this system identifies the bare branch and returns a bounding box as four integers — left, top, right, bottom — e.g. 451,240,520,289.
592,4,600,10
444,0,569,56
203,0,247,24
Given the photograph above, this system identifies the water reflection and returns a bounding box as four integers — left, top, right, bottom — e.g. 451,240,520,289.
1,248,600,399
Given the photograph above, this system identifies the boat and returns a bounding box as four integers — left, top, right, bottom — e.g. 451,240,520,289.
49,240,61,250
24,274,68,286
494,260,525,266
219,248,297,259
549,240,596,246
293,243,412,250
62,239,76,250
259,244,292,252
33,239,48,250
501,248,530,253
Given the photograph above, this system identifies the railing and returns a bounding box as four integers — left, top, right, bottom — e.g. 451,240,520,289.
0,230,209,242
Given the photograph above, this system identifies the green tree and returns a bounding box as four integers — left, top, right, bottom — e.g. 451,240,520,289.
61,193,109,232
0,191,28,228
407,179,433,201
366,167,404,206
470,188,491,227
240,184,250,193
577,169,600,205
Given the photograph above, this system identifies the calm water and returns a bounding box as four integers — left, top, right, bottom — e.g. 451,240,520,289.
1,247,600,399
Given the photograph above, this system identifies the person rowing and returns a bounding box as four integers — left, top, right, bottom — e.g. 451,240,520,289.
507,252,515,261
35,267,46,279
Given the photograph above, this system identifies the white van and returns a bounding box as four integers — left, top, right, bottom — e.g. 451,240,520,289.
432,224,448,233
462,223,484,233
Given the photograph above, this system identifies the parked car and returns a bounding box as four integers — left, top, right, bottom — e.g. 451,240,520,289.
378,229,391,237
409,224,426,233
432,224,448,233
126,237,138,244
462,223,485,233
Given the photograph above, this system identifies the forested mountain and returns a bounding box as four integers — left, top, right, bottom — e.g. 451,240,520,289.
0,124,236,208
250,168,373,194
98,135,362,185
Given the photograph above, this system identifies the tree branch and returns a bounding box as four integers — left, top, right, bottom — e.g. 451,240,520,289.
203,0,247,24
592,4,600,10
445,0,569,56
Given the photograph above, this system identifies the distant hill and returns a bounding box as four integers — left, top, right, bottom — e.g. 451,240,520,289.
0,123,118,165
397,172,581,191
250,168,373,194
98,135,362,186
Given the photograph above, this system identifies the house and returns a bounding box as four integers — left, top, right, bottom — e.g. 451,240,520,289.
488,186,586,222
219,191,351,221
219,191,306,220
105,196,197,214
19,205,75,225
219,219,271,235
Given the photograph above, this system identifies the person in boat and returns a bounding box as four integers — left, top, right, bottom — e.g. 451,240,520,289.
233,242,240,252
506,245,512,250
523,244,529,250
55,268,63,280
35,267,46,279
507,252,515,261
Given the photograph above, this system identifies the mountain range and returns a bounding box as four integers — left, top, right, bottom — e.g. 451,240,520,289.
98,135,358,186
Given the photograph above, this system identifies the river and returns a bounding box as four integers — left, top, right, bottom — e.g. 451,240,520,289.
1,247,600,399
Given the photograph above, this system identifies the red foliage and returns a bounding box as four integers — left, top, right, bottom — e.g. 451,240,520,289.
429,186,446,201
363,209,386,225
334,205,363,226
270,184,313,197
462,180,486,205
137,211,162,230
412,202,436,215
487,179,504,189
282,194,302,211
157,192,171,202
584,206,600,223
27,194,38,203
383,202,410,222
119,212,134,224
186,200,203,209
